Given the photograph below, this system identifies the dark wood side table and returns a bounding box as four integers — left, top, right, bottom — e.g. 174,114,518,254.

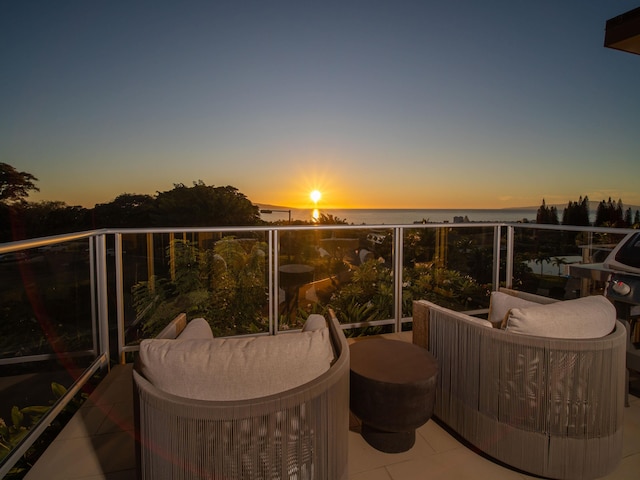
349,338,438,453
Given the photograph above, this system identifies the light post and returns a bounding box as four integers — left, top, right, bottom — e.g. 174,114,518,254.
260,209,291,223
261,209,293,261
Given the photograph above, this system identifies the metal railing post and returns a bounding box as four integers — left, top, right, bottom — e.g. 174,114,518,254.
267,229,274,334
95,233,110,366
89,236,98,355
492,225,501,290
505,225,515,289
273,229,280,334
394,227,404,332
115,233,125,363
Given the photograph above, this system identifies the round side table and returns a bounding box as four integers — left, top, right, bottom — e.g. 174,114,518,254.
349,339,438,453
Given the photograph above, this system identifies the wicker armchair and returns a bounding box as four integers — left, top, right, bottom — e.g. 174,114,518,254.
412,295,626,480
622,317,640,406
133,310,349,480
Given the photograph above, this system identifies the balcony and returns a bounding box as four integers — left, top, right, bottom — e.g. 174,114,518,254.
2,223,640,478
19,346,640,480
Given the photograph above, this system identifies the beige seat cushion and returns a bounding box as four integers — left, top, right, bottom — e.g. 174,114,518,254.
139,328,334,401
503,295,616,339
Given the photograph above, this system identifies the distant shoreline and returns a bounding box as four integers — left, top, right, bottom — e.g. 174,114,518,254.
258,202,639,225
258,201,640,212
259,207,541,225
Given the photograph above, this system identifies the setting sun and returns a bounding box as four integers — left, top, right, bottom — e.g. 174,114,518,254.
310,190,322,204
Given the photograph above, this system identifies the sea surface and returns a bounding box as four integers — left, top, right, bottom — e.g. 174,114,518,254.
279,208,540,225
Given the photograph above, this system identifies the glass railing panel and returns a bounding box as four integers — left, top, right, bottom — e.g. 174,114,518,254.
570,229,630,297
513,226,557,296
510,226,632,299
511,226,574,297
125,230,271,342
0,239,96,359
276,227,396,334
0,238,100,472
402,225,497,315
277,227,325,330
324,227,394,331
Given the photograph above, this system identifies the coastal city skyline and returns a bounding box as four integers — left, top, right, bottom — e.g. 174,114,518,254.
2,1,640,210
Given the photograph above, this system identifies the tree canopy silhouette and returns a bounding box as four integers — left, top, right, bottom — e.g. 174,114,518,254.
0,163,39,204
595,197,627,228
1,175,263,241
536,199,559,225
151,182,260,227
562,196,590,226
93,193,156,228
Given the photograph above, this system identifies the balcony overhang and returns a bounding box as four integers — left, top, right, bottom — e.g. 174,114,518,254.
605,6,640,55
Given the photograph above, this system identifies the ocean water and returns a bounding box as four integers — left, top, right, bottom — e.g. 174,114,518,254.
281,208,539,225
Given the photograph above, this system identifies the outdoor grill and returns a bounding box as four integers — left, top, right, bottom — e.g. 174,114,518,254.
604,232,640,341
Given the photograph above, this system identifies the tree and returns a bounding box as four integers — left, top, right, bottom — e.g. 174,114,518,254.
153,181,260,226
0,163,39,204
595,200,607,226
23,201,90,237
316,213,348,225
93,193,156,227
562,196,589,226
625,208,633,228
552,256,567,275
534,252,551,276
594,197,626,227
1,200,91,242
536,199,558,224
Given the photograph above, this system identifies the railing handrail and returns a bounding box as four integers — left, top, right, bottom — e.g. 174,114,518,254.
2,222,636,254
504,223,637,234
0,229,99,254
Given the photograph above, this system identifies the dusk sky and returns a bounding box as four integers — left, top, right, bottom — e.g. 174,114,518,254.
2,1,639,210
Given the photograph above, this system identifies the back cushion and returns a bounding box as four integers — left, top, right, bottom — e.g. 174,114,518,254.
178,318,214,340
488,291,540,328
503,295,616,339
302,313,327,331
138,328,334,401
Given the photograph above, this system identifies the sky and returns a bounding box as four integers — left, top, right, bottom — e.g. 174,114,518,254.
2,0,640,210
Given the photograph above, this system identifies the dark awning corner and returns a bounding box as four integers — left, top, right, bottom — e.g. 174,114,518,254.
605,6,640,55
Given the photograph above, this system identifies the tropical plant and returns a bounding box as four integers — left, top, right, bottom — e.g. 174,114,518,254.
205,237,268,334
0,382,87,476
402,261,487,312
551,256,567,275
329,258,394,323
329,254,487,325
133,237,269,337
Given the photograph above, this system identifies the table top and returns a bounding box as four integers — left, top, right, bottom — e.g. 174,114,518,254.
349,339,437,384
278,264,314,287
278,264,314,274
